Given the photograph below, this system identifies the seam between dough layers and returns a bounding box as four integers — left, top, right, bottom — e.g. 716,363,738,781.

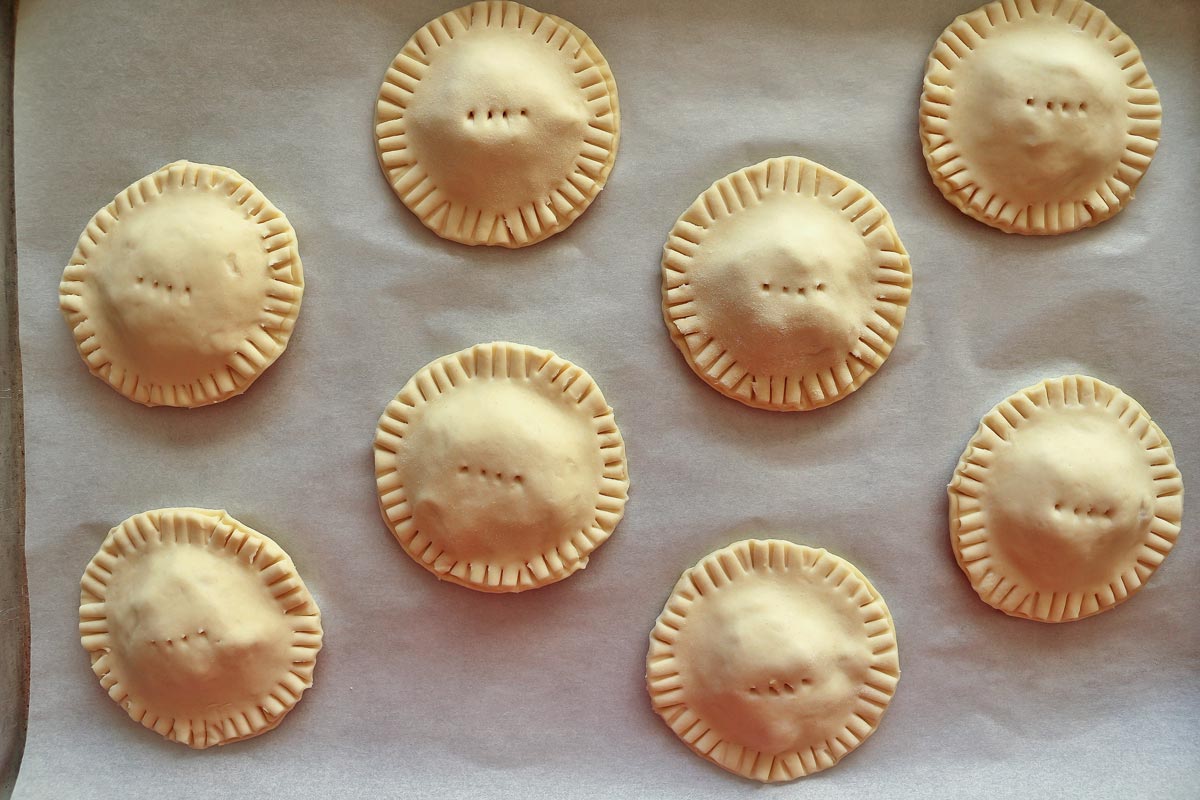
947,375,1183,622
919,0,1161,235
661,156,911,411
58,160,305,407
78,508,323,748
374,341,629,592
374,1,620,247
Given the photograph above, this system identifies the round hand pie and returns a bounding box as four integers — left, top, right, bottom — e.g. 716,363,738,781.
59,160,304,407
920,0,1161,234
646,540,899,782
661,156,911,411
949,375,1183,622
374,341,629,592
374,1,619,247
79,508,322,748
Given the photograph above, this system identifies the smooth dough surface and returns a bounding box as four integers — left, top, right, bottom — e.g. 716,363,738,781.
374,341,628,592
949,375,1183,622
59,160,304,407
79,508,322,748
375,1,619,247
920,0,1161,234
662,157,911,411
646,540,899,783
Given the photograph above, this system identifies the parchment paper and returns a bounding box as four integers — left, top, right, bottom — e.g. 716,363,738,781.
10,0,1200,797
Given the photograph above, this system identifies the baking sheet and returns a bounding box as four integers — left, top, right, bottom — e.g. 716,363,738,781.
10,0,1200,796
0,0,29,794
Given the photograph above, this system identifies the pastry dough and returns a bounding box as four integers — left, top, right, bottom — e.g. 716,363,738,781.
662,157,911,411
78,508,322,748
374,342,628,592
59,161,304,407
646,540,899,782
374,1,619,247
949,376,1183,622
920,0,1161,234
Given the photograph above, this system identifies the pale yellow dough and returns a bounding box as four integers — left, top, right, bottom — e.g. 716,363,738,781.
374,342,629,592
662,157,911,411
949,376,1183,622
646,540,899,783
79,508,322,748
59,161,304,407
920,0,1161,234
375,1,619,247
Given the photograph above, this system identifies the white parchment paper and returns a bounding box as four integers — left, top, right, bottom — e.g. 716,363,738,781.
11,0,1200,797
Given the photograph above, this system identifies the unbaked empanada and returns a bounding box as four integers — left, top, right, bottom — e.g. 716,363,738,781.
647,540,899,781
920,0,1161,234
59,161,304,407
949,375,1183,621
375,2,619,247
662,157,911,411
374,342,628,592
79,508,322,748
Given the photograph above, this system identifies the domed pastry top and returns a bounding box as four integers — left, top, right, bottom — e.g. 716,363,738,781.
920,0,1161,234
662,157,911,411
59,160,304,407
374,342,629,592
949,375,1183,621
646,540,899,782
374,1,619,247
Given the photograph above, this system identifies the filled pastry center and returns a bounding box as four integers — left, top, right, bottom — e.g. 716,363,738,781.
985,409,1155,590
399,379,601,564
951,25,1127,204
693,197,874,375
88,188,271,383
676,575,869,755
106,546,292,717
405,30,589,213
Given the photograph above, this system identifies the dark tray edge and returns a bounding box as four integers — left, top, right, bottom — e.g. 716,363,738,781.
0,0,30,796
